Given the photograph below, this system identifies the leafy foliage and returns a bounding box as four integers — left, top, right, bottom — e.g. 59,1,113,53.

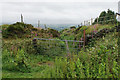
2,49,31,73
39,32,119,78
47,28,60,37
93,9,117,25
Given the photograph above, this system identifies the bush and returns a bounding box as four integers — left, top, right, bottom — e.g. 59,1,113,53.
2,22,34,38
47,28,60,37
2,49,31,73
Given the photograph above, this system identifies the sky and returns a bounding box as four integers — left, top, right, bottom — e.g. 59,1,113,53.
0,0,119,25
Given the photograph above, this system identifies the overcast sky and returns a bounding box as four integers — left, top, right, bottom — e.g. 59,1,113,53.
0,0,119,25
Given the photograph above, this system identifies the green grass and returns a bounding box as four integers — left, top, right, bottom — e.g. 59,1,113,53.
86,24,115,34
60,24,115,41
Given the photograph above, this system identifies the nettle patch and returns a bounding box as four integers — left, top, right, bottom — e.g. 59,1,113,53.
3,49,31,73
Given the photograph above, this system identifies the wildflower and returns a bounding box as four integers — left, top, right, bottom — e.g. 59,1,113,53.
81,38,83,41
94,31,97,33
35,33,37,36
49,32,50,34
11,46,14,51
31,31,34,34
50,34,53,37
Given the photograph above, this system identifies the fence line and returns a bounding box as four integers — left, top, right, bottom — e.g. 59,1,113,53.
33,14,117,54
33,37,85,54
84,15,116,22
83,14,117,26
34,38,84,43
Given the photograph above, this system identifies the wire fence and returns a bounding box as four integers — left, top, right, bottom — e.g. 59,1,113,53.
33,38,84,55
33,14,117,55
83,14,117,26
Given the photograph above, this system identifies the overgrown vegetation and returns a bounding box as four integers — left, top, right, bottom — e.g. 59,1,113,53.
2,30,119,78
2,9,119,78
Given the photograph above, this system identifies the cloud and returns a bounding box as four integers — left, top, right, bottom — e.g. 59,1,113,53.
0,0,119,2
0,2,118,24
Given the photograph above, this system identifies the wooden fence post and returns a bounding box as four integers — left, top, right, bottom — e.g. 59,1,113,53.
33,38,37,52
88,21,90,26
79,41,81,50
92,31,93,39
97,17,99,24
84,21,85,26
65,40,70,55
91,18,93,25
81,23,83,26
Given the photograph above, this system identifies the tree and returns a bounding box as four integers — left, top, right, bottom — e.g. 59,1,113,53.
98,11,106,24
93,9,117,25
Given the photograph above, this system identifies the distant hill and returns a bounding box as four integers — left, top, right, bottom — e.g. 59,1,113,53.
2,22,60,39
33,24,79,31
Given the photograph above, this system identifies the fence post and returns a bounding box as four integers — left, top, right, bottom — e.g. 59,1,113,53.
79,41,81,50
33,38,37,53
97,17,99,24
114,15,117,24
91,18,93,25
83,30,86,51
88,21,90,26
92,31,93,39
81,23,83,26
65,40,70,55
84,21,85,26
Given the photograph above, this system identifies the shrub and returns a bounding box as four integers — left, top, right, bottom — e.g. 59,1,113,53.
2,22,34,38
47,28,60,37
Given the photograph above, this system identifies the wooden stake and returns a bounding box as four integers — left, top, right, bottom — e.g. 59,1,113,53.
65,40,70,54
